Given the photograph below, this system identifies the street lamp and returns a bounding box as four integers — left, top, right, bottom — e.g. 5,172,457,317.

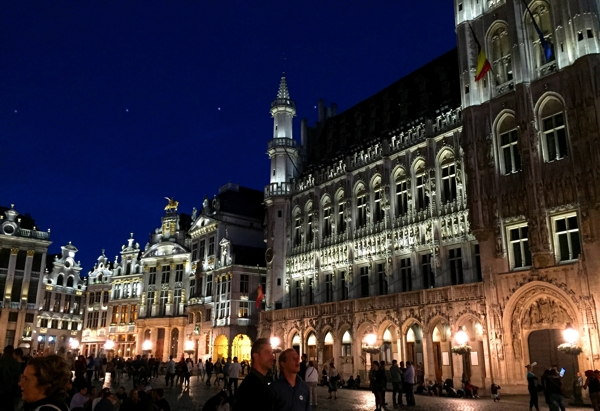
270,337,282,380
142,339,153,356
452,327,471,384
69,338,80,353
362,333,380,382
184,340,195,359
559,323,583,405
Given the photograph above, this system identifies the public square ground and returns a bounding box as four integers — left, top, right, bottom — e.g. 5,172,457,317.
99,372,595,411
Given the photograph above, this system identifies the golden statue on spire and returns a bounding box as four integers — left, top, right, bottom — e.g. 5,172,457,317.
164,197,179,211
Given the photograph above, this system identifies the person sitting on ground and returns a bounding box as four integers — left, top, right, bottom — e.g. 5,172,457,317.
346,375,355,389
202,390,229,411
464,381,479,398
355,375,361,389
491,382,501,402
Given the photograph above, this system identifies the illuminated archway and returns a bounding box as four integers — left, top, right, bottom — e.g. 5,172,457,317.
232,334,251,362
213,335,228,360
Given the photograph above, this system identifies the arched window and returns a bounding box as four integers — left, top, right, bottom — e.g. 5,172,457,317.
56,275,64,286
66,276,74,288
372,178,384,223
497,114,521,174
170,328,179,358
540,98,568,162
355,184,368,227
97,274,103,283
526,1,555,71
439,153,458,203
342,330,352,356
306,202,314,244
321,196,332,238
394,169,409,217
293,208,302,247
490,24,513,86
335,191,346,234
414,162,429,210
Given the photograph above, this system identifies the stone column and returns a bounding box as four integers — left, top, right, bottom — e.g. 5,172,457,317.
422,331,436,383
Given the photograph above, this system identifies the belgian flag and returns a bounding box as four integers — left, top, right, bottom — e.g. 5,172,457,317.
469,23,491,82
255,285,264,310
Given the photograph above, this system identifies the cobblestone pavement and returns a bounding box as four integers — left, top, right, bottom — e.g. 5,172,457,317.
98,373,593,411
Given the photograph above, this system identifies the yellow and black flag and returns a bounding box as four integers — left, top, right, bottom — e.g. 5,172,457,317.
469,23,491,81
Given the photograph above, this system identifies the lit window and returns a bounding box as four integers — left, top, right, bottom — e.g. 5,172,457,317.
543,112,567,162
357,193,367,227
554,215,581,262
500,129,521,174
508,225,532,269
395,177,408,216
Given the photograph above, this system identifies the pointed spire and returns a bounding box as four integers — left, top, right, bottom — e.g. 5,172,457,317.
277,73,290,100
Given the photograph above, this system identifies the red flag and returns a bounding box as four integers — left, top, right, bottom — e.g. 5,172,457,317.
256,285,264,310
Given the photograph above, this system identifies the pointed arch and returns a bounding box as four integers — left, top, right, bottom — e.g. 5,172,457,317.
486,20,513,87
534,92,568,163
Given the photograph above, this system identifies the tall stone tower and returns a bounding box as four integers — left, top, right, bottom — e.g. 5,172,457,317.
264,74,298,310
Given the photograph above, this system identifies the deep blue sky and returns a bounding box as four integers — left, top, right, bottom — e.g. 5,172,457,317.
1,1,456,272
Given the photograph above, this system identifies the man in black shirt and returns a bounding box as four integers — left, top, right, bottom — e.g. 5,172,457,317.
233,338,275,411
299,354,308,381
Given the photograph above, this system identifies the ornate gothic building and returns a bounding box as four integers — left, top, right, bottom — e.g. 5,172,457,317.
260,0,600,393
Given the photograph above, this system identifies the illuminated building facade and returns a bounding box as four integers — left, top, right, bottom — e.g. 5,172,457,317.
260,0,600,392
0,205,51,352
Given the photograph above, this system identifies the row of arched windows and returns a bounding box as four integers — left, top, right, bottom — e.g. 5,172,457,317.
292,151,462,247
55,274,75,288
495,95,568,175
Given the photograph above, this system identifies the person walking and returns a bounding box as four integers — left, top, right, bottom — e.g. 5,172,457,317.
165,356,176,388
223,358,231,390
305,361,318,407
403,361,416,407
228,357,242,396
585,370,600,411
370,361,383,411
198,359,205,381
390,359,403,407
270,348,311,411
233,338,275,411
526,363,540,411
205,358,214,386
327,363,339,400
299,354,308,381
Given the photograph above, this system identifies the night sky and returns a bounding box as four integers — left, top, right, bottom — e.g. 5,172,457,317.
1,1,456,272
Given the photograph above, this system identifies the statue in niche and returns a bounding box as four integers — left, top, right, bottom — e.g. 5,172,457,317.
512,334,522,359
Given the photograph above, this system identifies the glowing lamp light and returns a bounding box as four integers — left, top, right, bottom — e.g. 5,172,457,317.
142,340,152,351
455,329,469,345
270,337,280,348
37,336,43,342
48,336,55,343
104,340,115,350
69,338,80,350
563,323,579,345
185,340,195,351
364,333,377,347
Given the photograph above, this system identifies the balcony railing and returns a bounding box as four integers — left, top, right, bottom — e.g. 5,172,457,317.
268,138,297,150
264,182,292,198
261,282,484,322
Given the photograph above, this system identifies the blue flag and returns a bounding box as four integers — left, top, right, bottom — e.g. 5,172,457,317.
523,0,553,63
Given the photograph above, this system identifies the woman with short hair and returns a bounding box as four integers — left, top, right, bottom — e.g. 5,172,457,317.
19,355,72,411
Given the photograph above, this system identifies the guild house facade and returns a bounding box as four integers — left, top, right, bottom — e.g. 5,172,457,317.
260,0,600,393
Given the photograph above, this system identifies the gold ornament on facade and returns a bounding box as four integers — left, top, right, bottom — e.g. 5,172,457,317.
164,197,179,211
170,262,176,269
11,248,19,255
27,250,36,257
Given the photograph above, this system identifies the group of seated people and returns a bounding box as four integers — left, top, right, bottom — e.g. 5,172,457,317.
344,375,361,389
415,378,479,398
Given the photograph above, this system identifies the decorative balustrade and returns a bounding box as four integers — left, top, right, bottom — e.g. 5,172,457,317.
16,228,50,240
260,282,485,323
264,182,292,198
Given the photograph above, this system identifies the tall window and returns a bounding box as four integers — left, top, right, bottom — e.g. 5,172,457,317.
74,296,81,314
325,274,333,303
161,266,170,283
500,129,521,174
130,305,138,321
43,292,51,311
27,280,38,304
100,311,107,327
416,171,429,210
360,266,369,297
441,163,457,203
11,277,22,302
509,226,532,269
121,305,129,323
400,258,412,292
377,263,388,295
339,271,348,301
373,185,383,223
175,264,184,282
357,193,367,227
189,279,196,297
337,200,346,233
323,206,332,237
294,217,302,246
554,215,581,261
490,25,513,85
543,111,567,162
307,212,314,243
95,291,101,303
159,290,168,316
53,295,61,312
240,274,249,294
238,301,249,318
191,242,198,261
102,291,109,304
528,2,555,70
147,291,154,308
449,248,464,285
206,274,213,296
111,307,118,324
474,244,483,281
63,295,72,313
91,312,99,328
199,239,206,260
208,236,215,255
422,253,434,289
293,280,302,307
173,289,182,315
396,178,408,216
149,267,157,284
308,278,314,304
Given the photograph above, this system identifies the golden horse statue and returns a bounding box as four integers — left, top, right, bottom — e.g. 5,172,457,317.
164,197,179,211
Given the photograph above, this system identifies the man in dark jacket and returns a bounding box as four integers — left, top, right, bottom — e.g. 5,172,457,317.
271,349,311,411
233,338,274,411
0,345,22,410
299,354,308,381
